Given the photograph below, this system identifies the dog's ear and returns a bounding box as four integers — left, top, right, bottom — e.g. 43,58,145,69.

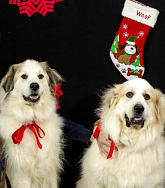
97,85,121,142
41,62,64,86
135,44,139,55
154,89,165,124
101,84,121,111
1,64,19,93
119,43,127,50
107,85,120,108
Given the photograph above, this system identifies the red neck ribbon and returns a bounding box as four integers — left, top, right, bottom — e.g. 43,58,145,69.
93,120,115,159
51,83,63,110
11,122,45,149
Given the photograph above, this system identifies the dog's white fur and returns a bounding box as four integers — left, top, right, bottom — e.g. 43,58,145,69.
76,78,165,188
0,59,64,188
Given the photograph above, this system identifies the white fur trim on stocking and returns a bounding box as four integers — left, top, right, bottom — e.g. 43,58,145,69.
122,0,159,28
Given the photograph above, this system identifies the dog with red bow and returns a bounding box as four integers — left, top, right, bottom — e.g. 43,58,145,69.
76,78,165,188
0,59,64,188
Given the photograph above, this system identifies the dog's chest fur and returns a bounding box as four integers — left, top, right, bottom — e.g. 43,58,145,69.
85,138,165,188
0,101,63,178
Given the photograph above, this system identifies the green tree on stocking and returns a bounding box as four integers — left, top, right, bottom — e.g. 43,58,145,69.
111,34,119,58
131,54,141,67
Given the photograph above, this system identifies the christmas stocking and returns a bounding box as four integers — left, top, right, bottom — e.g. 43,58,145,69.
110,0,159,80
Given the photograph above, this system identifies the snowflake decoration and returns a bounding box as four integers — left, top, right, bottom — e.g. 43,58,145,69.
9,0,63,17
139,31,144,37
122,24,128,30
123,32,129,38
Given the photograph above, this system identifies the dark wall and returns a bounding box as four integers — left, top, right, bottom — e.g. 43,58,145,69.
0,0,165,187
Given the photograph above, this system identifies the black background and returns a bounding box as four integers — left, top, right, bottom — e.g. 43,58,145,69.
0,0,165,187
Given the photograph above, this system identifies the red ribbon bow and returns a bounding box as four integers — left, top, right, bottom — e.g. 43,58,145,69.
93,120,115,159
12,122,45,149
51,83,63,110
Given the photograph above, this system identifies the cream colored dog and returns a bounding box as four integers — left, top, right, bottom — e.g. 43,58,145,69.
0,59,64,188
76,78,165,188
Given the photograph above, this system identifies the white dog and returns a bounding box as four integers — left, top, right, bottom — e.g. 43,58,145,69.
0,59,64,188
76,78,165,188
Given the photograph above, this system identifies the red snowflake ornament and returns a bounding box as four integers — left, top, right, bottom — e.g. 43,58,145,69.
9,0,63,17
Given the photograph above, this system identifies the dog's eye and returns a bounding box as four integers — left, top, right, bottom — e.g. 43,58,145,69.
21,74,28,79
126,92,133,98
144,94,150,100
38,74,44,79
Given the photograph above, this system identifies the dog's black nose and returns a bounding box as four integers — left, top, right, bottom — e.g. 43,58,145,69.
30,83,39,91
134,104,144,114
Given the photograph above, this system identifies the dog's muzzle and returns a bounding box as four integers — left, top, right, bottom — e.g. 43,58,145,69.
125,104,145,128
23,83,40,103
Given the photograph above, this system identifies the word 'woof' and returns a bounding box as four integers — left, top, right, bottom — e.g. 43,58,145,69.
137,10,151,20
